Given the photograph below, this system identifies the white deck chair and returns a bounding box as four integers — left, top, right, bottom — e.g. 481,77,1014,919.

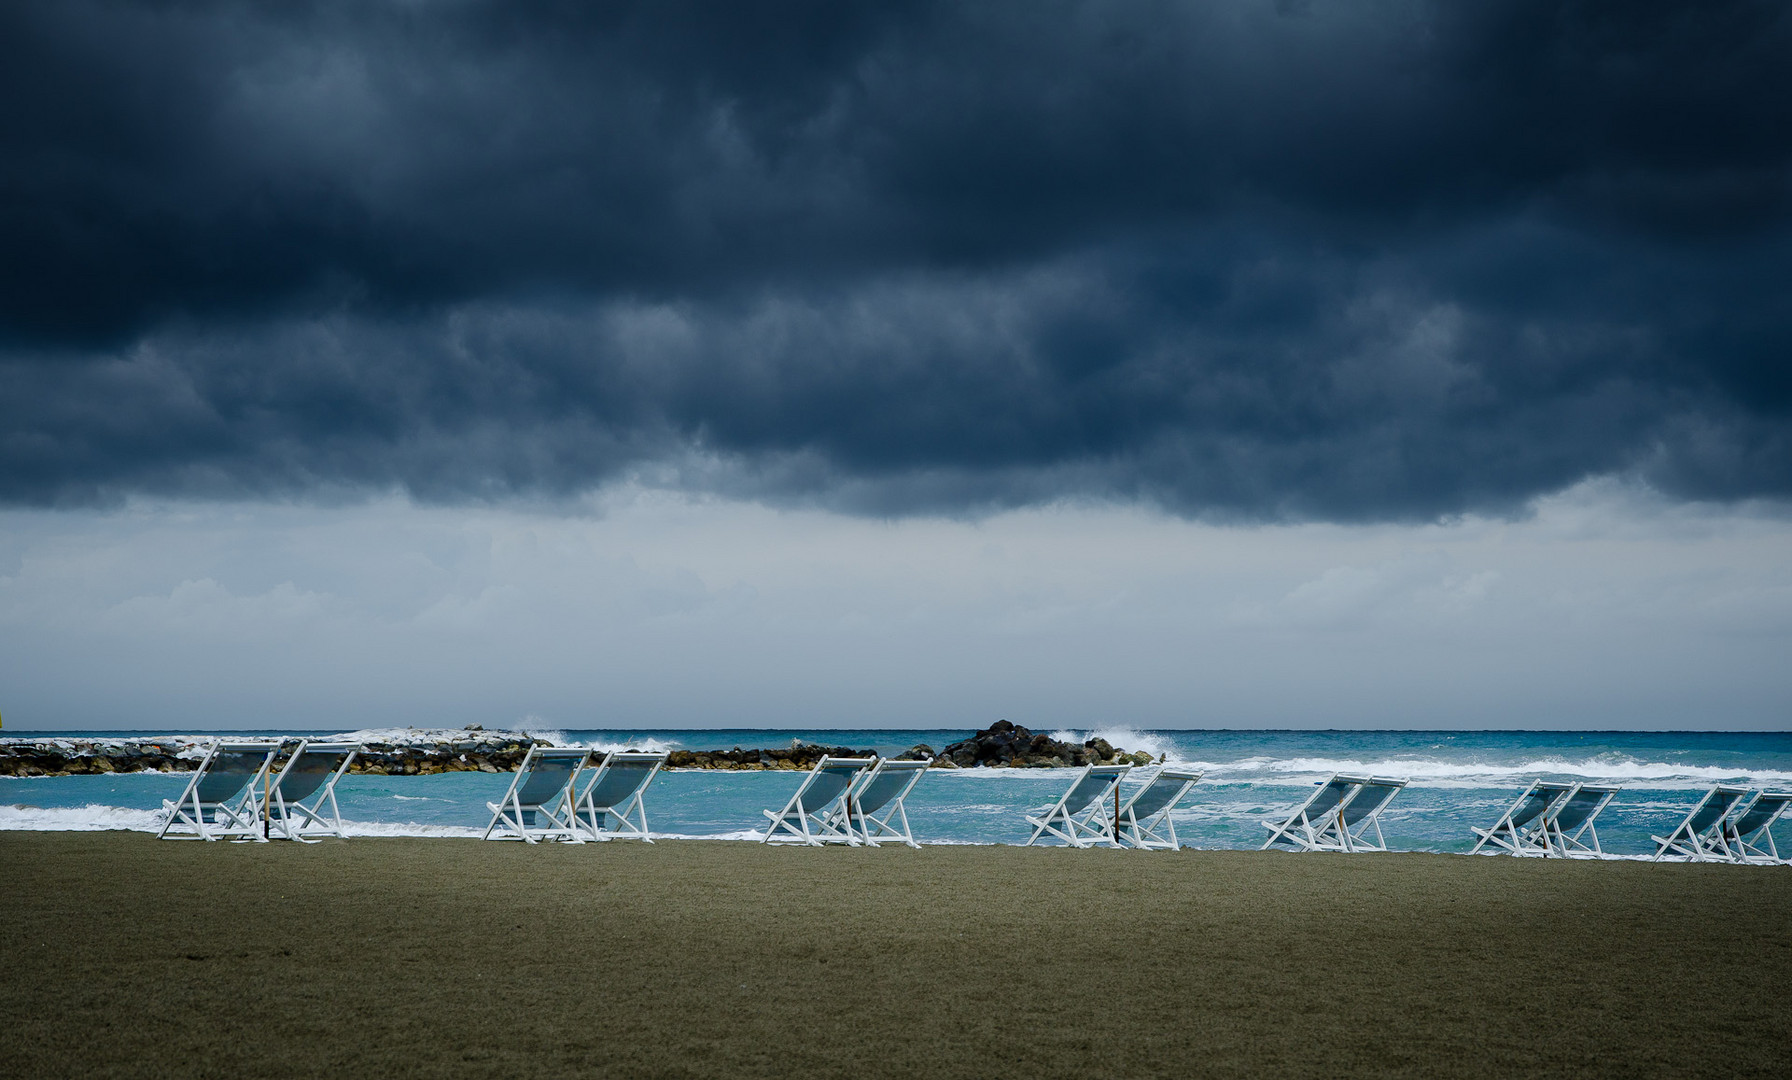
483,747,590,843
157,741,280,841
265,740,360,842
1261,774,1364,851
761,756,875,845
1023,764,1132,847
1651,785,1753,862
1722,791,1792,865
1331,776,1407,852
1112,768,1204,850
573,751,668,842
832,758,930,848
1540,783,1618,857
1469,780,1577,855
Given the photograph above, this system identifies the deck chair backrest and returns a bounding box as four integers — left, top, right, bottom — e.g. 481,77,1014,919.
1300,775,1365,819
851,759,929,815
1511,782,1576,829
273,743,356,803
514,750,589,804
194,745,277,803
1339,778,1405,827
795,759,874,815
581,753,663,810
1124,768,1203,821
1550,785,1616,832
1062,766,1128,816
1731,791,1792,839
1684,785,1752,835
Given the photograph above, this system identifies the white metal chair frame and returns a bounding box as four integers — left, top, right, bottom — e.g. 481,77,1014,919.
1469,780,1576,856
1023,764,1132,848
1111,768,1204,850
1539,784,1618,857
1724,791,1792,865
1261,774,1366,852
265,740,360,842
157,740,281,841
762,755,875,845
573,750,668,842
483,747,592,843
1651,785,1752,862
829,758,930,848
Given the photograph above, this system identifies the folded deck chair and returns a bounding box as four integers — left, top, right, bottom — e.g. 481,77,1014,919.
1330,776,1408,852
1722,790,1792,865
831,758,930,848
157,741,281,841
1023,764,1132,847
1540,783,1618,857
1651,785,1753,862
1112,768,1204,850
573,750,668,842
1261,774,1364,851
265,740,360,842
1469,780,1578,855
483,747,591,843
761,755,875,845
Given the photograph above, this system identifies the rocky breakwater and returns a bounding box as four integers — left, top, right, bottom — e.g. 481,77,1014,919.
665,741,890,770
0,727,552,777
934,720,1158,768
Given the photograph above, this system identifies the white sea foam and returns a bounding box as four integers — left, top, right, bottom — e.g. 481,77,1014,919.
1048,727,1180,761
326,726,531,745
337,821,483,838
1186,755,1792,788
577,735,680,754
0,803,164,831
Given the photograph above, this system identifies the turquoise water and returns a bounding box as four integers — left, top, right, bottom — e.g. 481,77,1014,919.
6,728,1792,854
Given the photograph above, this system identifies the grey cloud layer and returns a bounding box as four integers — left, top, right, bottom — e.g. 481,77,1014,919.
2,1,1788,517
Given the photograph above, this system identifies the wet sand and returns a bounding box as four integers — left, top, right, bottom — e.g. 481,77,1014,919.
3,832,1789,1078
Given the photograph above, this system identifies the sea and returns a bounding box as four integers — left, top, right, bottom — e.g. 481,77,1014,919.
5,727,1791,856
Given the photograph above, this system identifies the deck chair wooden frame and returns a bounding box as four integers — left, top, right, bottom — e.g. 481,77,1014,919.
1651,785,1752,862
265,740,360,842
831,758,930,848
1112,768,1204,850
1470,780,1577,856
1723,791,1792,865
761,756,875,845
483,747,591,843
1540,783,1618,857
573,750,668,842
1261,774,1366,851
1023,764,1132,847
157,741,281,841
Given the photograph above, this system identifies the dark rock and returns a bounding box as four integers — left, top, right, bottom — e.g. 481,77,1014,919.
936,723,1148,769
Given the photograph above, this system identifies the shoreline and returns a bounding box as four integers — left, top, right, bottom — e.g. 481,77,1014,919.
3,832,1788,1078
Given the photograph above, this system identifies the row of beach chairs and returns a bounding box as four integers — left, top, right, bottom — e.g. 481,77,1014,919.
154,740,1792,863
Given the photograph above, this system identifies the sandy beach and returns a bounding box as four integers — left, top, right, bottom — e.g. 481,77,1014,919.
3,833,1789,1078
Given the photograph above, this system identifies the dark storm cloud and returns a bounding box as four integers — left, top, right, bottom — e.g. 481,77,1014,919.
2,0,1788,518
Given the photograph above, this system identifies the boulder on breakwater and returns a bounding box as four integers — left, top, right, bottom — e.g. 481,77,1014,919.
932,720,1156,768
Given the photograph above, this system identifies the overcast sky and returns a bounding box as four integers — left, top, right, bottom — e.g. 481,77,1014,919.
3,2,1788,731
